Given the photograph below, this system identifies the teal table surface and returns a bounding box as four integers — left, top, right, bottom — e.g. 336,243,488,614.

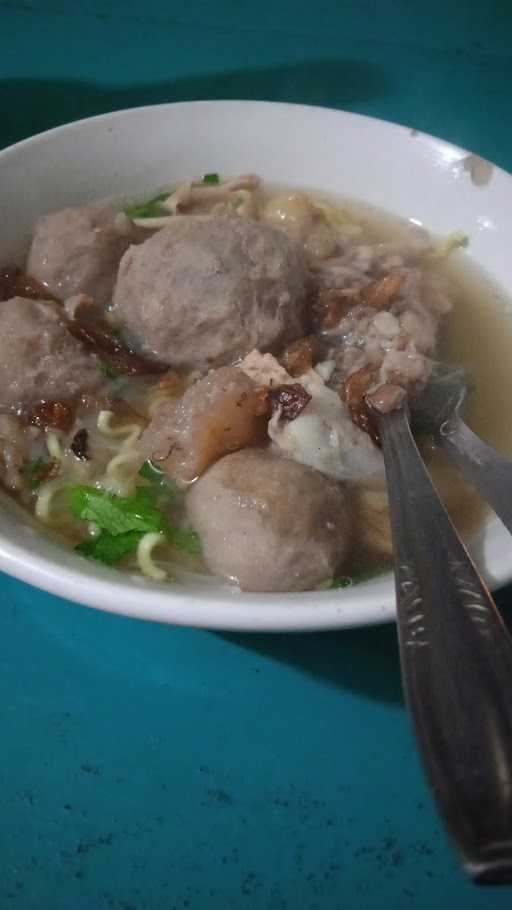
1,2,512,908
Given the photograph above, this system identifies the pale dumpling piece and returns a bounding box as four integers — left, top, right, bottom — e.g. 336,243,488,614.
267,366,385,483
262,191,339,259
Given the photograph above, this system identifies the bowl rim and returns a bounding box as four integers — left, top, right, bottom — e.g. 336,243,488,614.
1,97,509,180
0,98,510,631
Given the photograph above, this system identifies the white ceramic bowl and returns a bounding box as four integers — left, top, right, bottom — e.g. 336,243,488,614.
0,100,510,631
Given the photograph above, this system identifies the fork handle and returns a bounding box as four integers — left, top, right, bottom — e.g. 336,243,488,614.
374,405,512,883
436,415,512,536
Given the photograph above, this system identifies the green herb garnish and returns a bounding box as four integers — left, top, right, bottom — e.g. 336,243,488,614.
331,567,387,589
202,173,220,185
22,457,51,490
76,529,144,565
98,360,118,380
123,192,170,220
70,484,200,565
138,459,166,482
139,460,179,497
68,485,168,536
331,575,354,589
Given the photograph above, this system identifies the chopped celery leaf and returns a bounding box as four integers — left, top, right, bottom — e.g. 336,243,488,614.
76,530,143,565
98,360,118,379
70,483,201,564
138,460,178,496
138,459,164,481
67,485,168,536
331,567,388,589
331,575,353,589
124,192,170,219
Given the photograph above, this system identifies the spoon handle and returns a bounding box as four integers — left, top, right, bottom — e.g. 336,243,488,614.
374,405,512,883
437,414,512,536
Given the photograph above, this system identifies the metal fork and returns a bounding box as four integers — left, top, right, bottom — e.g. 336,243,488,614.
370,401,512,884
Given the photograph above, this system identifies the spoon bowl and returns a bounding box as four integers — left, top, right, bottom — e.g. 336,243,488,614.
411,364,469,435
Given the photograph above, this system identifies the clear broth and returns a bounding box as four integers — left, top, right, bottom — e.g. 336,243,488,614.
5,182,512,588
334,193,512,540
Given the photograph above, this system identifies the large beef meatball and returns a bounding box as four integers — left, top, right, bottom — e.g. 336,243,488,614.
27,201,132,304
0,297,100,411
186,448,351,592
112,216,309,370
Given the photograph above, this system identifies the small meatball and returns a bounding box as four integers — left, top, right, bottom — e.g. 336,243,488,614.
112,217,309,370
0,297,100,412
141,367,266,483
27,202,133,304
186,449,351,592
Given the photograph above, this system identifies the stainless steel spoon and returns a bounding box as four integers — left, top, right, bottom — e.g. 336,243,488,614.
370,401,512,884
413,365,512,535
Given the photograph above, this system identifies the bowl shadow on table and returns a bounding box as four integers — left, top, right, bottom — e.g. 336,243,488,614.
0,57,391,149
220,586,512,707
221,622,405,705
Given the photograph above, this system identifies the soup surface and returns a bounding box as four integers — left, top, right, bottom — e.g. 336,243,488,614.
0,173,510,592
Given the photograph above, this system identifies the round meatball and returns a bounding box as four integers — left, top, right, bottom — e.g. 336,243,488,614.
186,448,351,592
111,216,309,370
0,297,100,411
27,201,132,304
